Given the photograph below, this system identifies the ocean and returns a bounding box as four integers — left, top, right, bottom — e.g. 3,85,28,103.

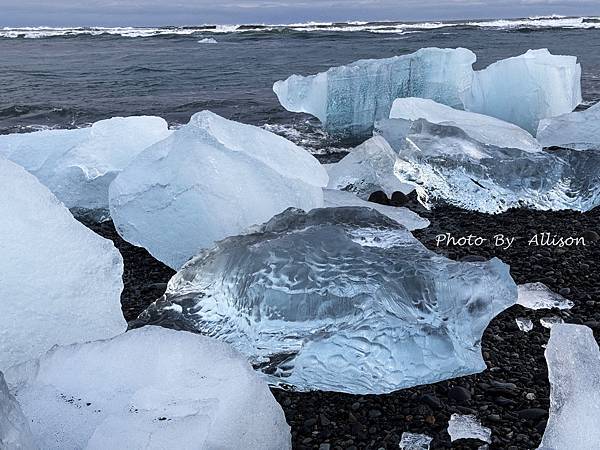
1,15,599,156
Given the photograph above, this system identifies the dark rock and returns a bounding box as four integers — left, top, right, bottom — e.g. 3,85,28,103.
447,386,472,404
582,230,599,242
518,408,548,421
367,190,390,206
420,393,442,409
390,191,409,206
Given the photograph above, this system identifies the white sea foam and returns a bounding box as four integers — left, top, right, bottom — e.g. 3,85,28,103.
1,16,598,38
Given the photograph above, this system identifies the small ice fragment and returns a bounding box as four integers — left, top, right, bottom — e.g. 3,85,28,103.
538,324,600,449
447,414,492,443
516,317,534,332
541,317,565,329
526,392,536,400
399,432,433,449
517,283,574,310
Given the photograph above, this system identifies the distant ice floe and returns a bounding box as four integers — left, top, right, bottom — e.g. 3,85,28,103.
198,37,218,44
538,324,600,449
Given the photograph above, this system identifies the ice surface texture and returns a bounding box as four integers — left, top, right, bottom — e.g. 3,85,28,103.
275,48,581,137
322,189,429,231
0,117,171,211
273,47,476,137
464,49,581,134
376,116,600,213
517,283,574,310
538,324,600,450
0,158,126,370
399,432,433,449
537,102,600,150
0,372,36,450
109,110,328,269
4,326,291,450
447,414,491,443
326,135,414,197
135,207,517,394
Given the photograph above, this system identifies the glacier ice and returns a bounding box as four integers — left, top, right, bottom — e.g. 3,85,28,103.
537,102,600,150
322,189,429,231
376,115,600,213
540,317,565,329
4,326,291,450
326,135,413,198
517,283,574,310
389,97,541,153
399,432,433,449
0,116,171,212
134,206,517,394
109,110,328,269
538,324,600,450
516,318,534,332
273,47,476,137
0,157,126,370
0,371,35,450
447,414,491,443
464,49,581,134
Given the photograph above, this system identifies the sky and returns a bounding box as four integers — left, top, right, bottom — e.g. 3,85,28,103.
0,0,598,26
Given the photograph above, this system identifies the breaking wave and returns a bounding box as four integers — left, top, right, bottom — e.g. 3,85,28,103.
1,16,599,39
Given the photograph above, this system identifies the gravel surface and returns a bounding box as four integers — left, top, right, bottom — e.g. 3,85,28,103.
83,202,600,450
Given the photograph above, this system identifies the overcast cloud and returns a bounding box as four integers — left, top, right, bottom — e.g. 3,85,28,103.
0,0,598,26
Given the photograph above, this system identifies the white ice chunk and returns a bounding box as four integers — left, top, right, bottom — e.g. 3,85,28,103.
135,207,517,394
399,432,433,449
0,117,172,211
517,283,574,310
198,37,217,44
322,189,429,231
274,47,476,137
4,326,291,450
0,371,36,450
326,135,414,198
516,317,534,332
389,97,541,153
464,49,582,134
538,324,600,449
537,102,600,150
0,158,126,370
109,110,328,269
447,414,492,443
541,317,565,329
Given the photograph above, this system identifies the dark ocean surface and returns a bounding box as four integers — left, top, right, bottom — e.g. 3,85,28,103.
1,16,599,153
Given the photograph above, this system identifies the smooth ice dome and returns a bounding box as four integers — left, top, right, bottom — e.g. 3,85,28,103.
135,207,517,394
322,189,429,231
517,283,574,310
399,432,433,449
273,47,476,137
376,116,600,213
326,135,413,198
389,98,541,153
538,324,600,450
447,414,491,443
4,326,291,450
0,157,126,370
0,372,35,450
0,116,171,211
464,49,582,134
537,102,600,150
109,110,328,269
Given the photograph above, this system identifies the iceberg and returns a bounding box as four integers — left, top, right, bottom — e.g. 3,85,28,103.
447,414,491,444
376,115,600,213
326,135,414,198
322,189,429,230
399,432,433,449
0,372,36,450
537,102,600,150
0,116,171,212
4,326,291,450
109,110,328,269
538,324,600,449
517,283,574,310
134,207,517,394
464,49,581,134
0,157,126,370
389,97,541,153
273,47,476,137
